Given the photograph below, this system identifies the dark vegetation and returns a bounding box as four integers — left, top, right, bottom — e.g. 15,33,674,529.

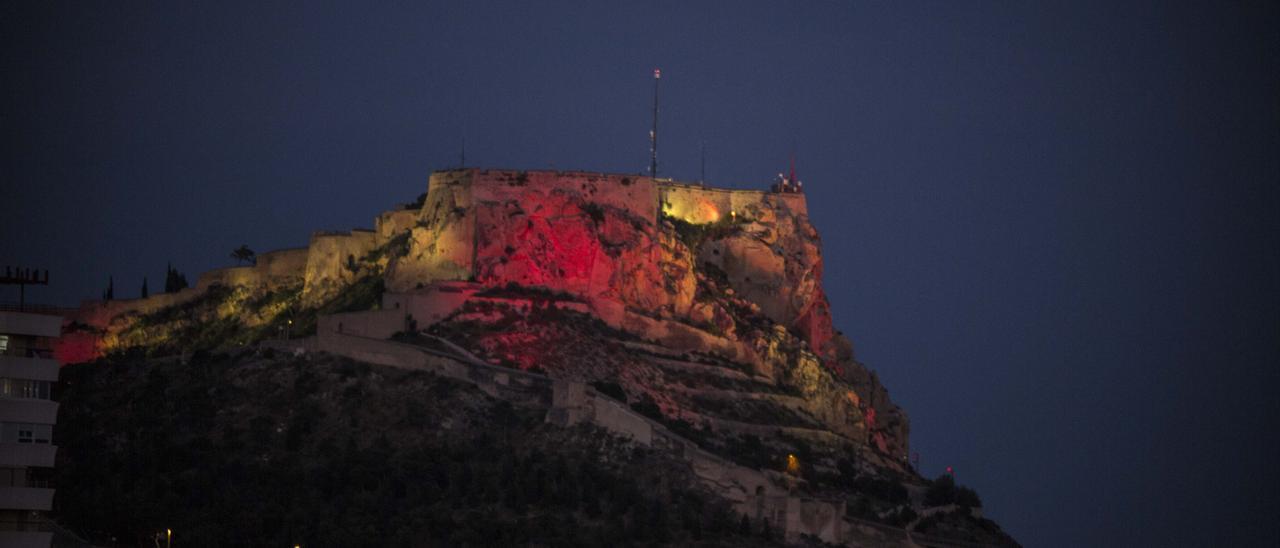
230,244,256,265
390,331,455,354
163,262,189,293
114,270,386,359
629,392,663,420
690,394,822,429
54,352,780,547
365,230,412,262
581,202,606,224
406,192,427,210
474,282,584,303
589,380,627,401
665,214,744,253
924,474,983,509
915,508,1018,546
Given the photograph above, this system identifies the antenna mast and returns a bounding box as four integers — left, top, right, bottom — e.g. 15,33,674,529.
789,142,796,185
1,267,49,312
650,68,660,178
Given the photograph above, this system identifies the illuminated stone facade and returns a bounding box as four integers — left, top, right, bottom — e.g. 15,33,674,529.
60,168,911,463
383,169,834,360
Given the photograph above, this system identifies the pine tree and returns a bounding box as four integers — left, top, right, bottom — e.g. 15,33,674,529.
141,277,149,298
105,275,114,300
164,262,188,293
231,245,256,266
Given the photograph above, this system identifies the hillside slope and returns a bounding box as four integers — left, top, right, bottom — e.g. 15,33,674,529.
52,169,1018,546
54,350,782,547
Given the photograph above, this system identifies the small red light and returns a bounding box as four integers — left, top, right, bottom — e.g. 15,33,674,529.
654,69,661,78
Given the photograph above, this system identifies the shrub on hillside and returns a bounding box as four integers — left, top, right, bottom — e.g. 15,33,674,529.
925,474,983,508
590,381,627,401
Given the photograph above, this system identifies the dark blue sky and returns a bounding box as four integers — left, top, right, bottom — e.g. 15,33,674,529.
3,2,1277,545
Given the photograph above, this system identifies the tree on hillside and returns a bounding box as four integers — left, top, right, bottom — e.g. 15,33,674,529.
164,262,189,293
140,277,148,299
231,245,256,266
102,275,114,301
406,192,427,210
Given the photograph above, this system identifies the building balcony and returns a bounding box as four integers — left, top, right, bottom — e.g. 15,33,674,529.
0,487,54,511
0,356,59,383
0,400,57,426
0,444,56,468
0,531,54,548
0,312,61,339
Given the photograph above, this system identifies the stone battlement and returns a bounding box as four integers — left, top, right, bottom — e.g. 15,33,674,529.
452,167,808,224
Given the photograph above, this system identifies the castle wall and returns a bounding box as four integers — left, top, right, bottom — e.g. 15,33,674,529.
469,171,660,298
381,282,480,328
301,230,377,305
588,391,654,445
466,170,675,308
375,209,418,245
470,169,659,221
74,247,309,331
659,182,808,224
194,266,257,292
384,170,476,292
319,309,406,339
193,248,309,293
254,248,310,287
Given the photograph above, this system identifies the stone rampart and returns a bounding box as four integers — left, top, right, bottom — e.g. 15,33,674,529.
381,283,480,329
546,378,846,544
319,309,407,339
385,170,476,291
375,208,418,245
301,230,377,305
194,248,309,293
659,182,808,224
471,169,660,222
71,247,309,338
314,323,553,408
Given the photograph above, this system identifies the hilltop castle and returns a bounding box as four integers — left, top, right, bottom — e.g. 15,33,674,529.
72,170,827,351
51,167,929,544
62,167,906,461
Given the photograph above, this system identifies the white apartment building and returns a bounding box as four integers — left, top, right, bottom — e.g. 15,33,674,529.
0,310,61,548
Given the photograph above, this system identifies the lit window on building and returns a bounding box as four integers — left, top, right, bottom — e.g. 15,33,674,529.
0,378,51,399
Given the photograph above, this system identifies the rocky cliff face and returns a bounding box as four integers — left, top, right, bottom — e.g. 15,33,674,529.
385,170,910,465
65,168,910,468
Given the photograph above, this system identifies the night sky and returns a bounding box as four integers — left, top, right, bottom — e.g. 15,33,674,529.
3,2,1277,546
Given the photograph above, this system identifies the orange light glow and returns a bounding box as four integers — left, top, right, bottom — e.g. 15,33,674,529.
786,454,800,474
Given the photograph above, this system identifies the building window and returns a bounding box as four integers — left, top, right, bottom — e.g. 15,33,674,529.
0,378,51,400
0,468,17,487
0,335,8,354
1,422,52,444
